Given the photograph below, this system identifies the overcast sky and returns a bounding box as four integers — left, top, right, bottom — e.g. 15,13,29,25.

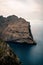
0,0,43,23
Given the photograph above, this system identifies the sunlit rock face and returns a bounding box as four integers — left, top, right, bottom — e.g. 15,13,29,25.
0,15,36,44
0,39,21,65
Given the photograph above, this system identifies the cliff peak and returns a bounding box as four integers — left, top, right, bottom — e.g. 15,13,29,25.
0,15,36,44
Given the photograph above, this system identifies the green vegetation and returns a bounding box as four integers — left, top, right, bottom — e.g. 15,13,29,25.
0,48,4,57
0,39,5,57
0,47,3,57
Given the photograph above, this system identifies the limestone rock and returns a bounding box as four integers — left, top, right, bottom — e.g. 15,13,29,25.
0,15,36,44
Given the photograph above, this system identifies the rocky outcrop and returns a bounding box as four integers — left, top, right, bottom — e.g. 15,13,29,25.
0,15,36,44
0,39,21,65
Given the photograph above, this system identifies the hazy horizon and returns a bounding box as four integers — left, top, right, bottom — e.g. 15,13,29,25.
0,0,43,23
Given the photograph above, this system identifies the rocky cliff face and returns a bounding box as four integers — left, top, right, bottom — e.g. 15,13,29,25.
0,15,36,44
0,39,21,65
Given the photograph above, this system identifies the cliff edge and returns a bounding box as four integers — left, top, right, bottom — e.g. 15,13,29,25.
0,15,36,44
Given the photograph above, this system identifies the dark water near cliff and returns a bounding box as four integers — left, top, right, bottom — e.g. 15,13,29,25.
7,23,43,65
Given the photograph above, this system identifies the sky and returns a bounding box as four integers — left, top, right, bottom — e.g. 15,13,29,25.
0,0,43,23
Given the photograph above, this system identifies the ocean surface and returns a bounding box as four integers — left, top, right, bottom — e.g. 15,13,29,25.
7,23,43,65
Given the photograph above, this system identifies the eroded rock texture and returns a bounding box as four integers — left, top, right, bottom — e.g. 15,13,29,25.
0,15,36,44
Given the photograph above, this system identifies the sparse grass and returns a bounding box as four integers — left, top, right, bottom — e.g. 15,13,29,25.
0,48,4,57
0,38,5,57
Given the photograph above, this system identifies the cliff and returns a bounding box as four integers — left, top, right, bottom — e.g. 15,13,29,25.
0,39,21,65
0,15,36,44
